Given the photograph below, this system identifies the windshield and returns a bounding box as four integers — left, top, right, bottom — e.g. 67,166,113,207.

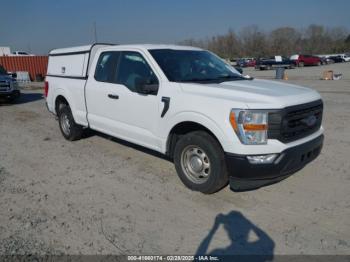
0,65,7,75
149,49,244,83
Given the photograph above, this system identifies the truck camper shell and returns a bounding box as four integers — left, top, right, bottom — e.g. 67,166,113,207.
47,43,116,79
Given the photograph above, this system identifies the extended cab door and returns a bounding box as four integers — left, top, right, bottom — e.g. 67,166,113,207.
85,50,162,151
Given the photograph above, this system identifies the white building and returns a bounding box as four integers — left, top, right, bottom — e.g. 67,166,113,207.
0,46,11,56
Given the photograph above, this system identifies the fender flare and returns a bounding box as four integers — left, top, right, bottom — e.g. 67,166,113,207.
161,111,231,153
52,88,78,120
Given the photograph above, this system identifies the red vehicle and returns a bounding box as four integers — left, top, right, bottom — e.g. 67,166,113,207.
245,59,256,67
290,54,321,67
237,58,256,67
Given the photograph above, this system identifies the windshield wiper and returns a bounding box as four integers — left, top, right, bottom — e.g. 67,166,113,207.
178,75,253,83
179,78,219,83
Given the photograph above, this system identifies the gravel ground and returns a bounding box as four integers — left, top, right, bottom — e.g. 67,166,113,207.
0,63,349,256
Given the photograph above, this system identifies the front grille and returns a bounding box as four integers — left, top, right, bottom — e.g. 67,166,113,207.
268,100,323,143
0,81,10,91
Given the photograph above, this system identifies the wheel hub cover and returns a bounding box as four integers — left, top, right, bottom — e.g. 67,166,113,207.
190,156,203,173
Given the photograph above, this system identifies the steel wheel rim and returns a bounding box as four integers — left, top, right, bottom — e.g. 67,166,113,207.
60,113,71,135
180,145,211,184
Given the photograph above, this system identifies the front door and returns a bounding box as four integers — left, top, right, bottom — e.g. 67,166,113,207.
85,50,162,151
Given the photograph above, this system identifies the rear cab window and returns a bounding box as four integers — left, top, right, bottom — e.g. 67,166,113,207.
94,52,120,83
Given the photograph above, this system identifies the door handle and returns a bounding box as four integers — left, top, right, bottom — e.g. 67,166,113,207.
108,94,119,99
161,97,170,118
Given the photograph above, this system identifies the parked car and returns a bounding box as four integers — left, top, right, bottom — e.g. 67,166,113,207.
290,54,321,67
0,65,20,102
46,44,324,193
328,55,345,63
339,54,350,62
12,51,34,56
255,56,295,70
228,58,239,66
237,58,256,67
318,56,331,65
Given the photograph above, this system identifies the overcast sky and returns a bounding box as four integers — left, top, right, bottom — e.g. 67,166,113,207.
1,0,349,54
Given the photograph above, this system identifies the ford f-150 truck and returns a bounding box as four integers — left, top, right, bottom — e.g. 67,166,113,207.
0,65,20,102
45,44,324,193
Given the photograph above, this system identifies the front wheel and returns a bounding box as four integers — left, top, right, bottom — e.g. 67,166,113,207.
173,131,229,194
6,91,20,103
58,104,83,141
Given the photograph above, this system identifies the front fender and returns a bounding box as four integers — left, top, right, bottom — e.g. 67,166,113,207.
160,111,233,153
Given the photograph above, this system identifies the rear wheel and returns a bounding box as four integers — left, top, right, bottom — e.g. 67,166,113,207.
173,131,229,194
58,104,83,141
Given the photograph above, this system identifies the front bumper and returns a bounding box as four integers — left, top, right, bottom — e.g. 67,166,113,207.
226,134,324,191
0,89,20,98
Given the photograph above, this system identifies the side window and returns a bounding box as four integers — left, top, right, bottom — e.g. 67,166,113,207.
94,52,120,83
116,51,158,93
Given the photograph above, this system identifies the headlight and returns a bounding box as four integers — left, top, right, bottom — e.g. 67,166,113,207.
10,81,18,90
229,110,268,145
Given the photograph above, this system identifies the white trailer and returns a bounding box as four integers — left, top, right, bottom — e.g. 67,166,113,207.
0,46,11,56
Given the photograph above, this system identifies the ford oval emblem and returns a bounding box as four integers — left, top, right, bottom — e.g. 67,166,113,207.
302,115,317,127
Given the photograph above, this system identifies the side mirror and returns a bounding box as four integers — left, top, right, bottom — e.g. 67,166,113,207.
235,67,243,74
11,72,17,78
140,83,159,95
135,77,159,95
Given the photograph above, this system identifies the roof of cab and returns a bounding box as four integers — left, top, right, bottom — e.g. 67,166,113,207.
112,44,202,51
49,44,202,55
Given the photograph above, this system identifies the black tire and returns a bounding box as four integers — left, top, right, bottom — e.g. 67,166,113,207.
6,91,20,103
57,104,83,141
6,96,17,103
173,131,229,194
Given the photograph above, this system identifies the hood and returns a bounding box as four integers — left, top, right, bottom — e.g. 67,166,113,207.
0,74,12,81
180,78,321,109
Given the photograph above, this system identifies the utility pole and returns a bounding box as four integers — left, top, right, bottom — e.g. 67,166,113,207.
93,21,98,43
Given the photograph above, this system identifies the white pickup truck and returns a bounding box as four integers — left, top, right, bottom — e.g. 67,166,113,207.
45,44,324,193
